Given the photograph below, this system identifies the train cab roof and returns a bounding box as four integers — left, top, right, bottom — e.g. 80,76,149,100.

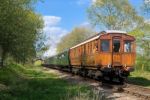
104,30,127,34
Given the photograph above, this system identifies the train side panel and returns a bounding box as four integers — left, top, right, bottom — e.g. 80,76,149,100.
70,33,136,72
45,50,69,66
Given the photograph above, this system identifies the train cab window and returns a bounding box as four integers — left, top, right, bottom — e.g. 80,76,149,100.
101,40,110,52
124,41,132,52
113,39,120,52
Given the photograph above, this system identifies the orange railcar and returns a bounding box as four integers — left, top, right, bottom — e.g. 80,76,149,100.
69,30,136,82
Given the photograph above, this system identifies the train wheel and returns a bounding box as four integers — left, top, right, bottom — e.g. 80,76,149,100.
69,67,72,73
101,74,107,82
119,77,124,84
109,76,113,82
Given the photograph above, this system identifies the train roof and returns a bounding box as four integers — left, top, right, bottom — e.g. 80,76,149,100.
70,30,127,49
105,30,127,34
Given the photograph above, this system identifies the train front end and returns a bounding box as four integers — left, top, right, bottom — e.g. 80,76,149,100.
99,30,136,81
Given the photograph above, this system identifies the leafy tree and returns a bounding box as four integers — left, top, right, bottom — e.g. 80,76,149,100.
0,0,44,66
142,0,150,17
36,42,49,59
57,27,94,53
87,0,142,31
132,0,150,70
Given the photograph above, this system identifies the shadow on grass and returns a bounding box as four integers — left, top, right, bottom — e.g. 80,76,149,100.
128,77,150,87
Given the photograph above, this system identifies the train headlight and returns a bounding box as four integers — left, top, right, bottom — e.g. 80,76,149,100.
107,64,111,68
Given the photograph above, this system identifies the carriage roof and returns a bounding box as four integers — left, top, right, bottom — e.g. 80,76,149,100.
70,30,127,49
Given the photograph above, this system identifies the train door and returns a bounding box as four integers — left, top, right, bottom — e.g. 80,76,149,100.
112,37,122,66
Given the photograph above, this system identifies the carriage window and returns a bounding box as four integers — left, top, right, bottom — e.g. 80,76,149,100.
101,40,110,52
113,39,120,52
124,41,132,52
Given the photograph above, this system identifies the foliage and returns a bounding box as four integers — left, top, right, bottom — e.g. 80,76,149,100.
129,1,150,69
142,0,150,17
135,55,150,72
36,43,49,59
35,34,49,59
0,0,44,66
87,0,142,31
57,27,94,53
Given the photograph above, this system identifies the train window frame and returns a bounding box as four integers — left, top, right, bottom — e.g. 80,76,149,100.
90,43,92,54
100,39,110,52
94,41,98,52
74,49,76,57
86,44,88,54
124,40,133,53
113,39,121,53
88,43,89,54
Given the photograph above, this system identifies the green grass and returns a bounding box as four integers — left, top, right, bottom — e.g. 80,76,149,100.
0,64,149,99
0,64,91,100
128,70,150,88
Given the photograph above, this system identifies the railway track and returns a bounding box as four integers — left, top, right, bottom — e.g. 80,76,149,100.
43,64,150,99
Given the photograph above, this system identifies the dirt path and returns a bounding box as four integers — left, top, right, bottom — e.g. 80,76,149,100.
42,67,148,100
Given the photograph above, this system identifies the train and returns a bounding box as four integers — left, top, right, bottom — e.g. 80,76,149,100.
44,30,136,83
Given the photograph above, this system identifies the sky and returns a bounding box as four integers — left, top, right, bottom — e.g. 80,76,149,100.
35,0,143,57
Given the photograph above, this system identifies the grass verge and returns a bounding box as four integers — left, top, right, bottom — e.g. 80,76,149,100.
0,64,98,100
128,70,150,88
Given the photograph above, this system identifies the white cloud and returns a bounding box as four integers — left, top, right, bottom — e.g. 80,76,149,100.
43,16,61,26
43,16,68,57
145,0,150,4
92,0,96,3
76,0,97,6
145,19,150,24
80,22,91,27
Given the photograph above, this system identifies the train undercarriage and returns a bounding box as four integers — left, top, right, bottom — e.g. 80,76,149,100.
61,65,130,84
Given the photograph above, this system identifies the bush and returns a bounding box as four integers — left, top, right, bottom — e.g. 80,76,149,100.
135,55,150,71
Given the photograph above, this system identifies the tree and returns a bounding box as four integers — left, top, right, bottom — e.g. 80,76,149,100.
87,0,142,31
131,0,150,70
57,27,94,53
0,0,44,66
36,41,49,59
142,0,150,17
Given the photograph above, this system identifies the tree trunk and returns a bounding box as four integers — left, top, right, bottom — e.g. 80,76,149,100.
1,48,6,67
1,57,4,67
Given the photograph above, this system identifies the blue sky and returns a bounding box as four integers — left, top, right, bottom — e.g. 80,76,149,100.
35,0,143,56
36,0,92,31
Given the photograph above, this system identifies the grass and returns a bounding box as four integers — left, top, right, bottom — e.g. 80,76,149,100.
0,63,149,99
128,70,150,88
0,64,95,100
